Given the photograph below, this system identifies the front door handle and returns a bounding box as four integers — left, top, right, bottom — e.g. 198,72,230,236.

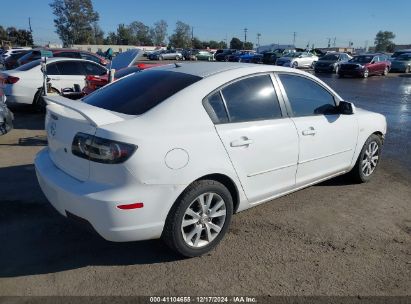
230,137,253,147
50,77,61,81
302,127,316,136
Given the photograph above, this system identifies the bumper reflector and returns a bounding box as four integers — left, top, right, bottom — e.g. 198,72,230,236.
117,202,144,210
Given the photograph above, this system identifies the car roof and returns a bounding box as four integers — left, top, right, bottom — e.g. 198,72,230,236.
151,62,309,78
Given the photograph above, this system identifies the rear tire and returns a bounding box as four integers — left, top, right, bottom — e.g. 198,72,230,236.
349,134,382,183
162,180,233,257
405,66,410,73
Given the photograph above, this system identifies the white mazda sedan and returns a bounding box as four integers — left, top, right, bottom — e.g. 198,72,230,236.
35,62,387,257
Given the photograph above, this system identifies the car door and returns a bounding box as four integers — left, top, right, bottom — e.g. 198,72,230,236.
52,61,87,91
276,73,358,186
369,56,380,74
209,74,299,203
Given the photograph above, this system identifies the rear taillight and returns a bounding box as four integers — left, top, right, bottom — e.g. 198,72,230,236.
5,76,19,84
72,133,137,164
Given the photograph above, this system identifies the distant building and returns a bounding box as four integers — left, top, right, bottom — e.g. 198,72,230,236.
319,47,355,54
69,44,165,54
257,44,297,52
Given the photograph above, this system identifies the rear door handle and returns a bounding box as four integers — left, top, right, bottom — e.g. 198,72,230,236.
230,137,253,147
302,127,316,136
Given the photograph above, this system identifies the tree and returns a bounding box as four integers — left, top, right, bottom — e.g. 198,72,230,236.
169,21,191,48
192,37,203,49
230,37,242,50
2,27,33,46
244,41,253,50
50,0,99,46
129,21,152,46
208,40,220,49
92,22,104,45
104,31,117,45
150,20,168,46
374,31,396,52
219,41,227,49
116,24,132,45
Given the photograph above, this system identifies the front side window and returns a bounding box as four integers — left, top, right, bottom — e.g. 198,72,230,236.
82,62,106,75
279,74,336,117
221,75,282,123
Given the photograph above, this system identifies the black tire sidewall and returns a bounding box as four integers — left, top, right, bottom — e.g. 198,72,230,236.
163,180,233,257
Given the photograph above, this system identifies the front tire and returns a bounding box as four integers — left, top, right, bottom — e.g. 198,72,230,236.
383,66,389,76
363,69,369,78
350,134,382,183
162,180,233,257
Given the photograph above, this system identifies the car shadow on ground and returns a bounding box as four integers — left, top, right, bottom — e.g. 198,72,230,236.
0,164,182,278
7,104,45,131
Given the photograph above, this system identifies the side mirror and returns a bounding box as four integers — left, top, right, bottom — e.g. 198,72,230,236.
338,101,354,115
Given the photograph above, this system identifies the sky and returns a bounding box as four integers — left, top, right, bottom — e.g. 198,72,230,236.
1,0,410,48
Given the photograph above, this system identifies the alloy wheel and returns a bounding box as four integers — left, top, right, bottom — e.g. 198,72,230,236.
363,69,369,78
181,192,227,248
361,141,379,177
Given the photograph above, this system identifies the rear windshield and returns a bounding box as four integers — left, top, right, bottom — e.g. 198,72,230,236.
83,70,201,115
114,66,140,79
15,59,41,71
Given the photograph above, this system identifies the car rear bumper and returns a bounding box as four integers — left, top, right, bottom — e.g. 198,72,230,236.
339,70,364,76
34,148,185,242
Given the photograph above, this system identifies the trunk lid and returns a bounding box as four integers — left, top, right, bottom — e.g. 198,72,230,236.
44,95,126,181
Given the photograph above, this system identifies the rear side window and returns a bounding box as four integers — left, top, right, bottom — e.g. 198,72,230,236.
83,70,201,115
221,75,282,123
203,92,229,124
279,74,336,116
56,61,85,75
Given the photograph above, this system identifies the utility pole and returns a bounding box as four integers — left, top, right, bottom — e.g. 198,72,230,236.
257,33,261,52
327,38,331,48
191,26,194,48
333,37,336,47
293,32,296,46
28,17,33,46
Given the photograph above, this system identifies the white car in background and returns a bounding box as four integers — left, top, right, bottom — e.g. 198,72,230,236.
276,52,319,69
35,63,387,257
0,47,32,63
0,58,107,109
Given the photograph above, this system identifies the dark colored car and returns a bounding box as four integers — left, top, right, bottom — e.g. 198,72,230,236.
314,53,352,74
390,49,411,60
3,50,31,70
390,53,411,73
338,54,391,78
214,49,236,61
181,49,199,61
17,48,108,67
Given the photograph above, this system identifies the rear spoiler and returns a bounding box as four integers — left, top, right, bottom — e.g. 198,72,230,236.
44,95,125,127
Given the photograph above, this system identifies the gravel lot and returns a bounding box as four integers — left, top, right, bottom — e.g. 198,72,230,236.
0,69,410,296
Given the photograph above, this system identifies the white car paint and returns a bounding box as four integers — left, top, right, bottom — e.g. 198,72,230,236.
0,58,107,105
34,62,387,244
277,52,319,68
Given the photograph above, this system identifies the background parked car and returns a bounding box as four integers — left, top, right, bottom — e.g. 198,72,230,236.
338,54,391,78
149,49,183,60
314,52,352,74
389,53,411,73
17,48,108,67
3,50,31,70
276,52,318,69
0,96,13,135
390,49,411,61
214,49,236,61
1,47,32,63
195,50,214,61
1,58,107,110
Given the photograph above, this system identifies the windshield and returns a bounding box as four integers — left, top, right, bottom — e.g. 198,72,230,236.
15,59,41,71
349,56,373,64
321,54,339,61
83,70,201,115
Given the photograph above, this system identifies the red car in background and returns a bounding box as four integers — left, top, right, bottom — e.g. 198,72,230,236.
338,54,391,78
17,48,108,67
82,63,165,95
